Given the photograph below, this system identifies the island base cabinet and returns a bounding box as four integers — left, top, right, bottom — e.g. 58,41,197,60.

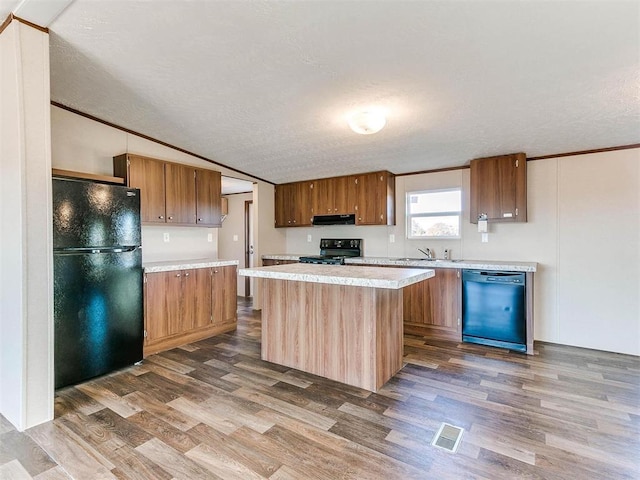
403,268,461,342
261,279,403,391
144,266,237,356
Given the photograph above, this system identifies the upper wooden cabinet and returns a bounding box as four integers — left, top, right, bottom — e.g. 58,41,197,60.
275,181,312,227
114,154,166,223
470,152,527,223
195,168,222,227
354,171,395,226
311,176,356,216
114,153,222,227
165,163,196,224
275,171,394,227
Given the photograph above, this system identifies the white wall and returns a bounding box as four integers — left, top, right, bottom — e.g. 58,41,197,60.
0,20,54,430
219,193,254,295
285,150,640,355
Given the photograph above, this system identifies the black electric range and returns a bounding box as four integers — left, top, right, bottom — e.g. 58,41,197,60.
299,238,362,265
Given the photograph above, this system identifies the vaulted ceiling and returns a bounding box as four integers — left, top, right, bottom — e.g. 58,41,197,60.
3,1,639,184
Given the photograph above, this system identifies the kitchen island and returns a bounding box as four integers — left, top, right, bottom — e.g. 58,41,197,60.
239,263,434,391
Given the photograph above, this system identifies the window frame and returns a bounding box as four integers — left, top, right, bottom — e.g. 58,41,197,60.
406,187,462,240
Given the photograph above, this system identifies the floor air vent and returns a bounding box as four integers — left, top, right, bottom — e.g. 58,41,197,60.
431,423,464,453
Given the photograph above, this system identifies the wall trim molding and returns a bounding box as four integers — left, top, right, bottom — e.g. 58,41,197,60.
527,143,640,161
0,14,49,35
51,101,275,185
395,144,640,177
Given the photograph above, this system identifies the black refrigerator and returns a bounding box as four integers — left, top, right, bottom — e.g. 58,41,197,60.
53,178,143,389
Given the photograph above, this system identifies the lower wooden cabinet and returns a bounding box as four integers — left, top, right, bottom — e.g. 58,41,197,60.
403,268,461,341
143,265,238,356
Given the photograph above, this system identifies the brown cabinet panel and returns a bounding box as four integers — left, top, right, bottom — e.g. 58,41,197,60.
165,163,196,224
212,266,236,326
312,178,333,215
334,175,357,214
403,268,461,341
114,153,222,228
195,169,222,226
275,183,291,227
145,271,182,342
355,171,394,225
276,171,393,228
143,266,237,356
116,154,166,223
470,152,526,223
222,265,238,325
275,182,312,227
294,181,313,226
193,268,213,329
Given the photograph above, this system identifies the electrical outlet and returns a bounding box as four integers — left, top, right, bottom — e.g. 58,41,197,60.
389,234,395,243
481,233,489,243
233,234,238,242
163,232,170,243
307,234,312,242
207,233,213,242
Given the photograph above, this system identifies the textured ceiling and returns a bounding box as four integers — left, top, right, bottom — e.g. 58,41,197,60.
42,1,640,183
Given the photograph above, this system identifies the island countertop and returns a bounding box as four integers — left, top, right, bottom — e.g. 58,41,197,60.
239,263,434,289
144,258,239,273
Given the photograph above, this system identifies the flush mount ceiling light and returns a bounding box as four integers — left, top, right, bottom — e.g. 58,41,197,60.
348,110,386,135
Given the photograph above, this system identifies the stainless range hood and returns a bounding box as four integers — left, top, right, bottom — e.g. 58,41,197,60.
312,214,356,226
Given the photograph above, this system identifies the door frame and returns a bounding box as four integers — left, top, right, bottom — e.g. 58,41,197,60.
244,200,253,297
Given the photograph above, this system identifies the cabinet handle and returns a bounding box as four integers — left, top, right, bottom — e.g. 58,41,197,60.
214,270,219,273
334,208,338,212
198,218,202,221
168,216,173,220
159,215,164,219
184,272,190,277
176,273,181,277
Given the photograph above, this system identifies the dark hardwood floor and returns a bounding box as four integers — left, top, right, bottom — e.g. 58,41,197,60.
2,298,639,479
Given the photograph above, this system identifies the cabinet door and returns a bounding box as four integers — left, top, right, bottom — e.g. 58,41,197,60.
127,156,166,223
222,266,238,325
294,181,313,226
334,175,357,214
145,271,182,342
165,163,196,224
403,268,460,341
356,172,394,225
355,172,383,224
275,183,292,227
195,169,222,226
212,266,238,326
312,178,333,215
193,268,213,329
470,153,526,223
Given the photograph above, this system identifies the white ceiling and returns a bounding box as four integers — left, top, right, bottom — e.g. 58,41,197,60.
5,1,640,184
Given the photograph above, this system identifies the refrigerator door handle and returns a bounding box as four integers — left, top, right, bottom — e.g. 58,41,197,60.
53,246,140,255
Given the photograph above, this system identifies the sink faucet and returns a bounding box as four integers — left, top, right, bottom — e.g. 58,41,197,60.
418,247,434,259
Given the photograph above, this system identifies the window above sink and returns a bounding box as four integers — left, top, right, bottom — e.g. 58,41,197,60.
406,188,462,239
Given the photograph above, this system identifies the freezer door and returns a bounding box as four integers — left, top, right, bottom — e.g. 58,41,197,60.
54,248,143,389
53,178,141,249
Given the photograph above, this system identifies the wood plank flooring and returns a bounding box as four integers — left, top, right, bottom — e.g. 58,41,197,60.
2,298,639,479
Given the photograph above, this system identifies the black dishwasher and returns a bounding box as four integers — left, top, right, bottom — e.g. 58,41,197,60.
462,270,526,352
